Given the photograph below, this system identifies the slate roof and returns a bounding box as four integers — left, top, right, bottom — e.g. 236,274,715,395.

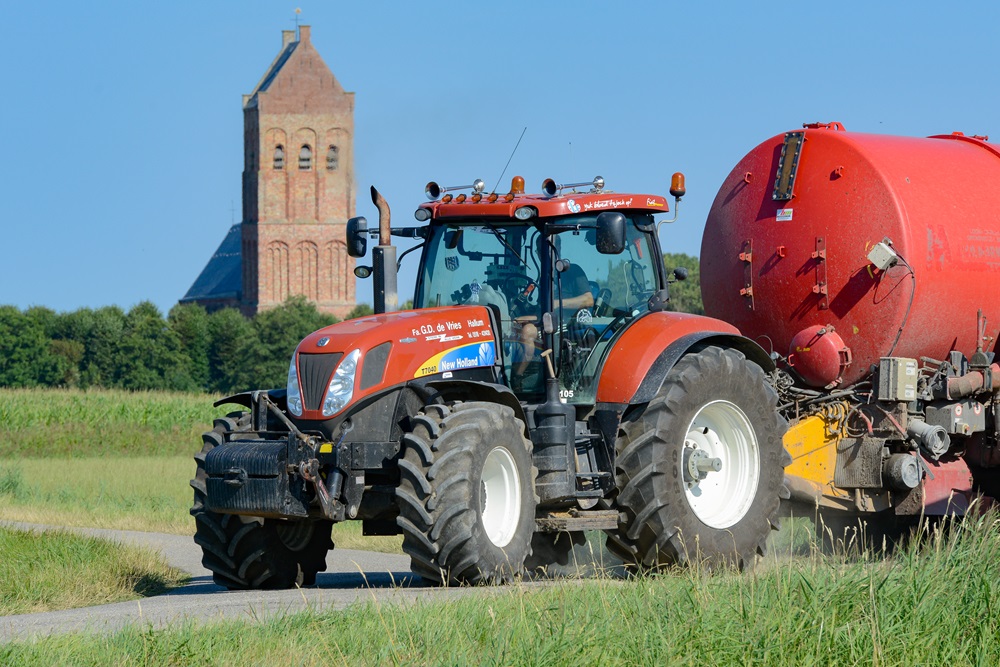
181,224,242,303
244,39,298,109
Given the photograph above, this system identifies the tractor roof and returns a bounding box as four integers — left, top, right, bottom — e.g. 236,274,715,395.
415,175,670,223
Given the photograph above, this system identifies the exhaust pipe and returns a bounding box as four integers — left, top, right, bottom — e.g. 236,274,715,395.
370,186,398,314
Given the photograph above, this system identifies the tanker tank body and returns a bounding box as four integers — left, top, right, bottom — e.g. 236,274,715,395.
702,122,1000,539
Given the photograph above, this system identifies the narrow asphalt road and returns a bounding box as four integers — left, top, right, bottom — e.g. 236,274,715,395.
0,522,512,643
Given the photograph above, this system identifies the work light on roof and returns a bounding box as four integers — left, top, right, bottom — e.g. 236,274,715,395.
514,206,537,220
414,207,431,221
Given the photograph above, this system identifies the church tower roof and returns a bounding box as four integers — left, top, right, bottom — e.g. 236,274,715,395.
181,25,357,318
243,25,349,113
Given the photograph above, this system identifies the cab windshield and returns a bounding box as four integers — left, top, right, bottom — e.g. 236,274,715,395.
415,214,660,404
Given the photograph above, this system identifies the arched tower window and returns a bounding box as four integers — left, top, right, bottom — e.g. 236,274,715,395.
326,145,339,170
299,145,312,170
273,145,285,170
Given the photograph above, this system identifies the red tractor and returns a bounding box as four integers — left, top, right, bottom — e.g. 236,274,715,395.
191,175,790,588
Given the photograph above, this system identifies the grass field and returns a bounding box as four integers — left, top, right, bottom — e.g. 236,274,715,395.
4,515,1000,665
0,525,186,616
0,388,223,459
6,388,1000,665
0,388,402,552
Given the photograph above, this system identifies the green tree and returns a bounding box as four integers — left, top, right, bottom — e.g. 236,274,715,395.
0,306,54,387
207,307,260,394
662,252,703,315
115,302,193,391
251,296,337,388
48,339,85,387
78,306,126,388
347,303,374,319
169,303,211,390
22,306,67,385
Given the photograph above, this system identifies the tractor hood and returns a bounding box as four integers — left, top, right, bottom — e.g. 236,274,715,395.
290,306,500,420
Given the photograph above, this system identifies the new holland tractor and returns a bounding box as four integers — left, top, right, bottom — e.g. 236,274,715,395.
191,175,790,589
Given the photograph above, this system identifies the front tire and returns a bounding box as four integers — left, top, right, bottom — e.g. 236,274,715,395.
607,346,790,570
191,412,333,589
396,402,538,585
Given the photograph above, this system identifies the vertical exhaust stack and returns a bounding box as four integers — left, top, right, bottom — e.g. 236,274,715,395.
371,186,398,314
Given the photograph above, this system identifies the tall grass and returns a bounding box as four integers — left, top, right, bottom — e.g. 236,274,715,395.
0,388,224,458
0,525,186,616
5,514,1000,665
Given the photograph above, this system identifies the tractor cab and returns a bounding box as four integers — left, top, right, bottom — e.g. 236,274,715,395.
414,210,663,405
352,174,685,407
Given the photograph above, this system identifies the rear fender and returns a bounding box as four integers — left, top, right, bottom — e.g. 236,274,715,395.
595,311,773,405
418,379,529,436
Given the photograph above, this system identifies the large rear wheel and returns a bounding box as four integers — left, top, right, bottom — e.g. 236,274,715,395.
396,402,537,585
607,346,790,570
190,412,333,589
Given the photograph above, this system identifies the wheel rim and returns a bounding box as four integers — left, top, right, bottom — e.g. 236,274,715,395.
481,446,522,548
682,400,759,529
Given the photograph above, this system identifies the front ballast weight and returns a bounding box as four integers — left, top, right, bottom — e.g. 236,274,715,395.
202,392,357,523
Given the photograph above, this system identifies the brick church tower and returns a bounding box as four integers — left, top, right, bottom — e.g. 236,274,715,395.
182,26,356,318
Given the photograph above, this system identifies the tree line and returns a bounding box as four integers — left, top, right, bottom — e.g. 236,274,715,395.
0,296,373,394
0,254,701,394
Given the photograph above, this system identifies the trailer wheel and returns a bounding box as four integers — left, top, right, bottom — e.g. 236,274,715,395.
524,530,588,577
190,412,333,589
396,402,537,585
607,345,790,570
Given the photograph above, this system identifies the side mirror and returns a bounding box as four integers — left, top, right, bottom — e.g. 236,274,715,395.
346,217,368,258
595,212,626,254
672,267,689,281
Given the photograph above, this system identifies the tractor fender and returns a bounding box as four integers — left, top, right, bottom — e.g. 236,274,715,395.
595,311,774,405
415,378,530,436
214,388,287,410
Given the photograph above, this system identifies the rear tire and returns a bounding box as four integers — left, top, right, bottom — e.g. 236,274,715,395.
191,412,333,589
396,402,537,585
607,346,790,570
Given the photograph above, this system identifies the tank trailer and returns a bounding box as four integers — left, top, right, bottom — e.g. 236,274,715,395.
703,122,1000,540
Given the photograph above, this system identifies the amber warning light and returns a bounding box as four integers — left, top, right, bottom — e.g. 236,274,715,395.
670,172,686,199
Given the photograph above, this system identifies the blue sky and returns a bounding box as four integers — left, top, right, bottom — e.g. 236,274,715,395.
2,1,997,314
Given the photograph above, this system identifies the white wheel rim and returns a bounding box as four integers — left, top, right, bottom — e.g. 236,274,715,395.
682,400,759,529
481,446,522,548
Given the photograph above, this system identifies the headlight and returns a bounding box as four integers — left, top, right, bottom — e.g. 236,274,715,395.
322,349,360,417
287,355,303,416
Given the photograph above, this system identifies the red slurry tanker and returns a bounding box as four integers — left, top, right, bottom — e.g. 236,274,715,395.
703,122,1000,538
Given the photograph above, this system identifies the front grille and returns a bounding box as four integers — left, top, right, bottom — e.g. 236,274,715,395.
298,352,342,411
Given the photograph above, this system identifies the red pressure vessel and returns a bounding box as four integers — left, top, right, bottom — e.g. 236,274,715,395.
701,123,1000,388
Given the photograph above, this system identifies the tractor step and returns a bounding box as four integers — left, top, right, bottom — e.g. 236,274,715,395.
535,508,620,532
